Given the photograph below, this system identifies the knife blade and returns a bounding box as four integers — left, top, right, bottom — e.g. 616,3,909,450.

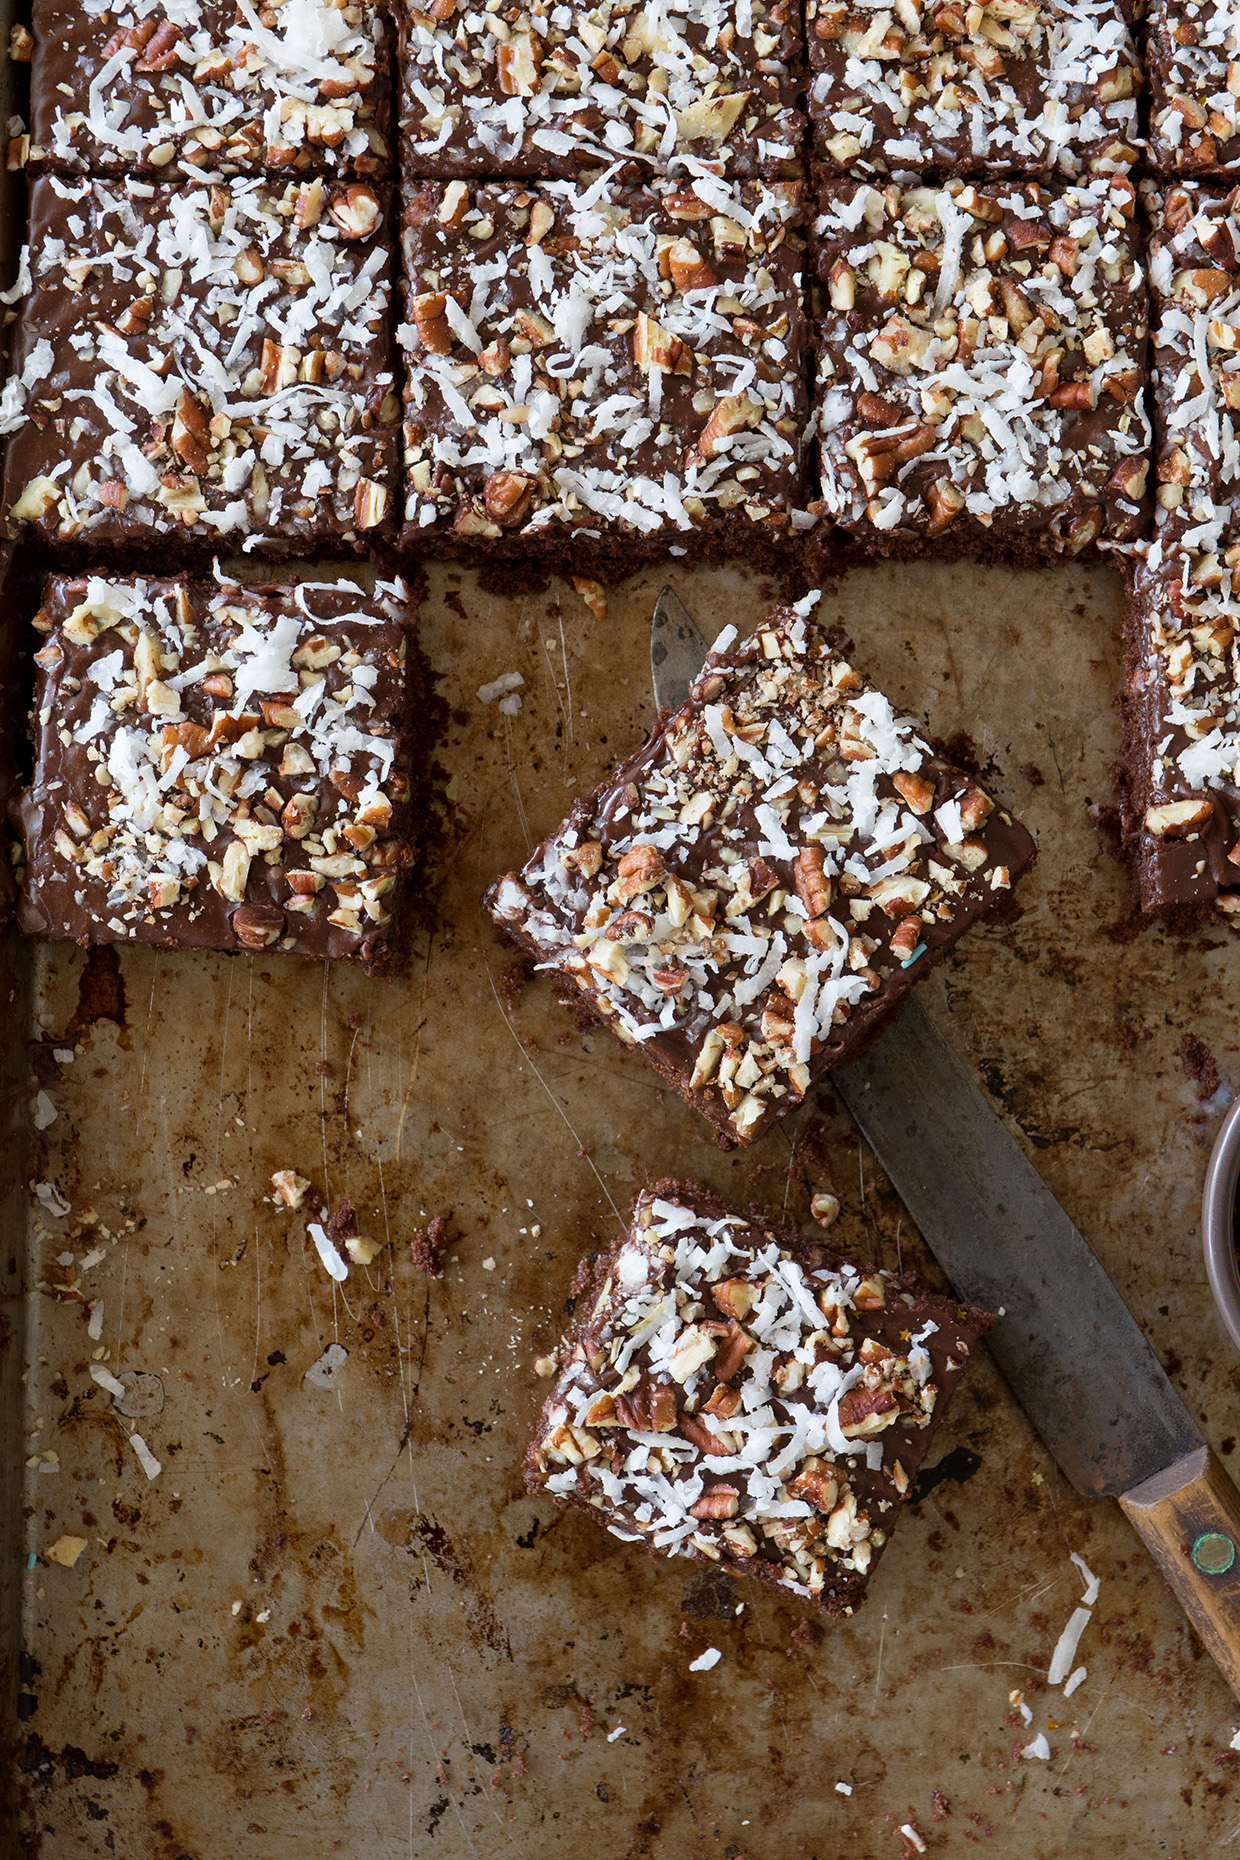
652,584,1240,1702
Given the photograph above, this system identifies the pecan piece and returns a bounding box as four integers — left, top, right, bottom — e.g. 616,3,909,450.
135,19,183,69
1047,380,1095,411
689,1483,739,1520
171,389,210,475
837,1385,899,1438
957,786,994,830
712,1277,756,1321
665,237,717,293
892,770,935,814
889,918,921,960
924,478,964,535
353,478,390,529
411,292,453,354
632,311,689,375
1144,796,1214,837
605,910,653,944
678,1413,719,1453
115,294,155,335
793,844,831,918
479,338,511,376
101,17,156,56
787,1457,840,1512
329,184,382,240
857,390,904,428
484,469,535,527
687,391,762,466
701,1382,741,1420
612,843,665,901
713,1322,752,1382
497,29,541,93
852,1275,886,1310
231,903,286,950
645,1382,679,1432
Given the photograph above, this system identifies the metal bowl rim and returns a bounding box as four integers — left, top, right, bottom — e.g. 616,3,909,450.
1202,1095,1240,1355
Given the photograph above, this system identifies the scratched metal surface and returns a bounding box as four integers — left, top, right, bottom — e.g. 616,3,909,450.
7,557,1240,1857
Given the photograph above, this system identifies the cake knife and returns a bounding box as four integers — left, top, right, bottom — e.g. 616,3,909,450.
652,584,1240,1703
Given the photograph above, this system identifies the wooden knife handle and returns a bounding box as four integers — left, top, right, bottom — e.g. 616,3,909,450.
1120,1444,1240,1702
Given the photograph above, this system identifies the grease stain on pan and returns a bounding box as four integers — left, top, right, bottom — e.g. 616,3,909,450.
378,1508,513,1661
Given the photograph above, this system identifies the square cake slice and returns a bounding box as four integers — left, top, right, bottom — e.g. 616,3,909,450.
15,571,417,970
398,0,802,182
811,175,1150,560
1149,0,1240,176
485,601,1034,1146
0,174,398,554
1122,548,1240,919
1148,180,1240,558
526,1179,995,1616
1123,183,1240,918
399,173,809,574
29,0,392,179
807,0,1140,180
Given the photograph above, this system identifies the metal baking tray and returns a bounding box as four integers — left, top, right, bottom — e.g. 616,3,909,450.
6,550,1240,1855
4,0,1240,1836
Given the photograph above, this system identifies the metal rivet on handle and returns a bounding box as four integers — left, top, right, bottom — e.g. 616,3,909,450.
1191,1532,1237,1575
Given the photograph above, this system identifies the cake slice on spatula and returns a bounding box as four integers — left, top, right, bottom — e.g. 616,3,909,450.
486,593,1035,1145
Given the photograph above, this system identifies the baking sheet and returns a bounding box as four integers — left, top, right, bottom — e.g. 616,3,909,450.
6,556,1240,1855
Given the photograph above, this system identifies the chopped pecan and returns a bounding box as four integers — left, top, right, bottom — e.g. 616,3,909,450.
613,843,665,901
957,786,994,830
892,770,935,814
171,389,210,475
711,1278,757,1321
857,390,904,429
787,1458,840,1513
889,918,921,960
411,292,453,354
678,1413,719,1453
690,1483,739,1520
924,478,965,534
102,17,157,56
135,19,183,69
497,29,541,93
713,1322,752,1382
687,391,762,466
793,844,831,918
231,903,285,950
484,469,535,527
329,185,382,240
665,237,717,293
837,1385,899,1438
701,1382,741,1420
1144,796,1214,837
632,311,690,375
1048,380,1095,411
